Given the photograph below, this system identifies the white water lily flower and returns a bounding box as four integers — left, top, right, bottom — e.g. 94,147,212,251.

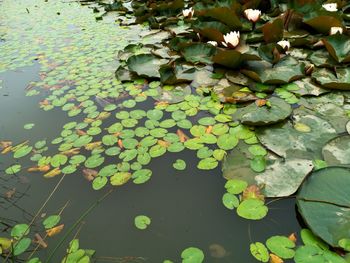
222,31,240,48
207,41,218,46
322,3,337,12
182,7,194,18
277,40,290,50
244,9,261,22
330,26,343,35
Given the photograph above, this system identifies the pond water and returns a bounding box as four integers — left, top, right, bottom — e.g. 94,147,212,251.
0,0,301,262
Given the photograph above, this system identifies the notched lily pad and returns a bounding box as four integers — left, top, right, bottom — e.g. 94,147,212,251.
127,54,168,78
232,97,292,126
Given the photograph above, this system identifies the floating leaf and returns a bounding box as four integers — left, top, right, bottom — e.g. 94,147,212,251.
297,167,350,247
250,242,269,262
127,54,167,78
110,172,132,186
237,199,268,220
11,224,30,238
181,247,204,263
222,193,239,210
173,159,186,170
266,236,295,259
13,238,31,256
43,215,61,229
134,215,151,230
5,164,21,175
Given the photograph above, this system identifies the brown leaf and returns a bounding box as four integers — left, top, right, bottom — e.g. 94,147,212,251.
243,185,265,201
28,165,51,172
83,168,98,181
255,99,267,107
43,168,61,178
34,233,48,248
205,126,213,134
76,129,87,136
1,146,13,154
270,253,284,263
118,139,124,149
4,188,16,199
177,129,189,142
263,18,284,43
288,233,297,243
0,140,12,150
46,224,64,237
61,148,80,156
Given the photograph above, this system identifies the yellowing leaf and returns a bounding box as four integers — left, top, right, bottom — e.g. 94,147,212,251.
28,165,51,172
270,253,284,263
43,168,61,178
46,224,64,237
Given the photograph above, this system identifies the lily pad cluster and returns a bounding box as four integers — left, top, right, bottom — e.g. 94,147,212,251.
251,229,347,263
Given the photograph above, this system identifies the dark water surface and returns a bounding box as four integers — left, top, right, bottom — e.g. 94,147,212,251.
0,1,301,262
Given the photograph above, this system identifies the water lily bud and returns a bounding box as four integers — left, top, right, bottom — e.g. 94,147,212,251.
207,41,218,46
222,31,240,49
322,3,337,12
277,40,290,51
330,26,343,35
244,9,261,23
305,64,314,75
182,7,194,18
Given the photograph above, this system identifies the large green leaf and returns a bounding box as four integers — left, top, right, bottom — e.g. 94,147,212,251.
182,43,216,64
232,97,292,126
242,56,305,84
257,110,337,159
197,7,242,30
127,54,168,78
322,135,350,166
322,34,350,63
297,167,350,247
255,158,314,197
312,68,350,90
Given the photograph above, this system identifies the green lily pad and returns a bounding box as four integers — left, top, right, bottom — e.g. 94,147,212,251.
134,215,151,230
132,169,152,184
257,111,337,159
14,145,32,159
312,68,350,90
250,242,269,262
222,193,239,210
242,56,305,84
5,164,21,175
84,154,105,169
173,159,186,170
322,135,350,166
233,97,292,126
255,159,314,197
110,172,132,186
13,238,31,256
181,247,204,263
266,235,295,259
11,224,30,238
322,34,350,63
297,167,350,247
182,43,216,64
24,123,35,130
237,199,268,220
43,215,61,229
127,54,168,78
197,157,218,170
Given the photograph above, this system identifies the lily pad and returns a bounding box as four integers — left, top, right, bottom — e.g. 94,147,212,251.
173,159,186,170
312,68,350,90
297,167,350,247
182,43,216,64
266,235,295,259
232,97,292,126
250,242,269,262
322,34,350,63
322,135,350,166
237,199,268,220
255,159,314,197
257,111,337,159
181,247,204,263
242,56,305,85
127,54,168,78
134,215,151,230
